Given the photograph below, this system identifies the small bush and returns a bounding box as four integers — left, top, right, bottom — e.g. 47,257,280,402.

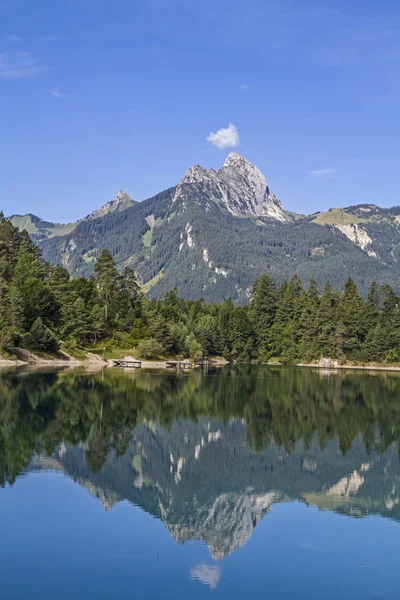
136,338,163,360
386,348,400,363
63,338,87,360
130,320,150,346
185,333,203,362
109,331,131,348
0,328,22,349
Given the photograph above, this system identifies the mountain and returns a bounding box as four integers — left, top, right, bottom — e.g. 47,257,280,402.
7,154,400,301
9,214,77,244
171,152,286,220
82,189,135,220
9,190,135,245
310,204,400,265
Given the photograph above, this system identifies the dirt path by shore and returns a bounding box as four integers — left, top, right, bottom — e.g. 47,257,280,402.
0,351,229,370
0,349,107,368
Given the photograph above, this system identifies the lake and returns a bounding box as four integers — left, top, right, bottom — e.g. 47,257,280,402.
0,365,399,599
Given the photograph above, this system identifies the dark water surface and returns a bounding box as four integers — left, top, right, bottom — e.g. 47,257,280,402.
0,365,399,599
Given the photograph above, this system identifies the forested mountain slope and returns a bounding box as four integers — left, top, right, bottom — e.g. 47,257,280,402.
310,204,400,266
10,190,135,245
7,154,400,301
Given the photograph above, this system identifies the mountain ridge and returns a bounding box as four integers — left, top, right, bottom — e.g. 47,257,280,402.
5,153,400,301
7,154,293,233
9,189,135,244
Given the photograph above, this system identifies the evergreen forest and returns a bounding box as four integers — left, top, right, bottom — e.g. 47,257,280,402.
1,212,400,365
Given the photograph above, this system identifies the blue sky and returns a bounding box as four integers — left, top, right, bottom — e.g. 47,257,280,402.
1,0,399,222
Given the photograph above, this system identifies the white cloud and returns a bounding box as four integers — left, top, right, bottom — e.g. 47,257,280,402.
309,168,338,177
190,564,221,590
240,83,250,91
207,123,240,149
49,87,67,98
0,51,43,80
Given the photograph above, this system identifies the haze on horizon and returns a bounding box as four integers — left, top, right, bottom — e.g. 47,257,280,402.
1,0,399,222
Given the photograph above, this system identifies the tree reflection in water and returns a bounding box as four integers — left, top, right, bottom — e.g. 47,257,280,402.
1,365,400,557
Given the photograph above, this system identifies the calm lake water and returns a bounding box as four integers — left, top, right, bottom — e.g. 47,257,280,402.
0,365,399,599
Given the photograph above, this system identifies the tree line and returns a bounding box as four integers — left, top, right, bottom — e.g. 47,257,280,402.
1,212,400,364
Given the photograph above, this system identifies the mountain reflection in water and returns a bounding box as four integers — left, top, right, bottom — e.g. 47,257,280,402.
1,365,400,560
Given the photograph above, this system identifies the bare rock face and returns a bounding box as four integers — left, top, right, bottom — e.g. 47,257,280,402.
172,153,286,221
218,153,285,219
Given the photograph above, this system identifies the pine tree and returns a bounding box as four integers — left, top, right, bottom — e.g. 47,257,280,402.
230,306,254,361
115,268,143,331
377,284,400,360
249,273,277,361
61,297,94,345
315,281,340,358
337,277,365,359
90,304,106,343
49,265,71,327
11,234,57,330
363,324,388,362
29,317,59,351
298,279,320,361
149,314,174,354
271,275,304,362
120,267,140,298
94,249,120,323
361,281,383,361
160,288,185,323
0,215,17,329
8,284,24,332
216,298,235,356
194,314,217,355
380,284,398,320
364,281,380,333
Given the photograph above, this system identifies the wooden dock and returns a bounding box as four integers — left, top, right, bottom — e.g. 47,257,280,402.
112,359,142,368
165,360,194,369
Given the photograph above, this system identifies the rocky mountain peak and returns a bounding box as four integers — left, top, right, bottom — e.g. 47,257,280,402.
222,151,249,168
180,165,207,184
218,153,284,219
172,154,286,221
221,152,264,181
86,190,135,221
115,189,131,203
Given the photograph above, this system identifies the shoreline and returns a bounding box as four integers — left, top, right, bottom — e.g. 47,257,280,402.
1,352,400,373
294,362,400,373
0,353,229,370
0,349,107,369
